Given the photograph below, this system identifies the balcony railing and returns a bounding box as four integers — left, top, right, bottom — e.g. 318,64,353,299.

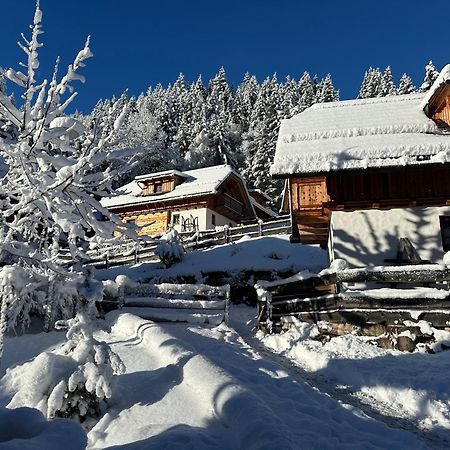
223,194,244,216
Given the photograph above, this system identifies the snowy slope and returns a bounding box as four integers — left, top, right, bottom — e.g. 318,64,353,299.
256,315,450,445
97,234,328,283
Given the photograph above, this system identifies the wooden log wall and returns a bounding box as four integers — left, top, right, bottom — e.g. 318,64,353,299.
122,211,170,236
326,166,450,207
433,95,450,125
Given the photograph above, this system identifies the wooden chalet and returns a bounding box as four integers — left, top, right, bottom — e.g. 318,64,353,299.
102,165,274,237
272,64,450,267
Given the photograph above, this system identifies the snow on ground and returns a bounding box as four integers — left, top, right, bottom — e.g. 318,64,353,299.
97,234,328,283
251,310,450,445
0,330,86,449
0,328,65,379
0,405,87,450
0,304,446,448
61,312,431,448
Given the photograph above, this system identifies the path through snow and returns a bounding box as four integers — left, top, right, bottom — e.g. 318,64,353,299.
231,306,450,449
88,312,429,449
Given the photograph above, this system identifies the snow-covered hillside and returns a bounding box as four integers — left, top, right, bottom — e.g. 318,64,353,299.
98,234,328,283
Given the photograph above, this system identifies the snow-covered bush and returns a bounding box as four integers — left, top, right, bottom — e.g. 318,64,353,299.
155,228,186,267
50,312,125,423
4,311,125,425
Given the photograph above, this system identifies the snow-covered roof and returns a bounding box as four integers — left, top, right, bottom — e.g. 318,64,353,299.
420,64,450,110
102,164,242,209
248,188,272,202
134,169,186,181
250,197,277,218
271,91,450,176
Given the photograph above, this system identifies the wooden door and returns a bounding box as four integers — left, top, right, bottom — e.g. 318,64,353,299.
298,177,328,211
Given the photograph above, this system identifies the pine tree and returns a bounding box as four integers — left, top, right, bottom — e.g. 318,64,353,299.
397,73,416,95
298,71,315,110
379,66,396,96
242,75,282,201
232,72,259,133
358,67,383,98
420,60,439,92
315,74,340,103
205,68,241,167
280,75,301,118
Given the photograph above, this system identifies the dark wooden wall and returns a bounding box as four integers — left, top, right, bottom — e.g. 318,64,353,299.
326,166,450,209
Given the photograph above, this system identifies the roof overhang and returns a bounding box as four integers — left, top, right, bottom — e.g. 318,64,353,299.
272,160,450,179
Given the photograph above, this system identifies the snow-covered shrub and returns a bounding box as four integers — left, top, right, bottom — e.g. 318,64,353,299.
155,229,186,267
49,312,125,423
4,312,125,425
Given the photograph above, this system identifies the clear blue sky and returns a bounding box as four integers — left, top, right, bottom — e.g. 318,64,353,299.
1,0,448,113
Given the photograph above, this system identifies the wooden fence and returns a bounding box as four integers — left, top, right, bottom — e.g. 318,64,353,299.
59,215,291,269
256,264,450,334
116,281,230,326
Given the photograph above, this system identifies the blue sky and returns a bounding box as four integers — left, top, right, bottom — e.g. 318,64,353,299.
1,0,448,113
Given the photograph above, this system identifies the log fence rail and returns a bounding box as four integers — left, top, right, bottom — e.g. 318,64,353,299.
256,264,450,333
58,215,291,269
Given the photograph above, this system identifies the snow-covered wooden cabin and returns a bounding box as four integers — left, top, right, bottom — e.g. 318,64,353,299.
102,164,272,236
272,64,450,267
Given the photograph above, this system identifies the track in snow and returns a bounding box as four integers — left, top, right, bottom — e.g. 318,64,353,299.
230,311,450,450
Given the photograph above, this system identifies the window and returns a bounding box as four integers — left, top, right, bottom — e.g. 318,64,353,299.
211,214,216,226
440,216,450,251
172,213,180,225
154,182,163,194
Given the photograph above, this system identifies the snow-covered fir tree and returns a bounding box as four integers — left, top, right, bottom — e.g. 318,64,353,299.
358,67,383,98
205,68,241,167
242,75,282,200
232,72,259,133
298,71,315,110
48,310,125,423
280,75,301,117
315,73,340,103
397,73,416,95
379,66,396,97
420,60,440,92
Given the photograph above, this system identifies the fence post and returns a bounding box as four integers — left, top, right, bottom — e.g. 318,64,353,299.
224,226,230,244
224,285,230,325
258,220,263,237
266,291,273,333
117,283,125,309
256,286,272,332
